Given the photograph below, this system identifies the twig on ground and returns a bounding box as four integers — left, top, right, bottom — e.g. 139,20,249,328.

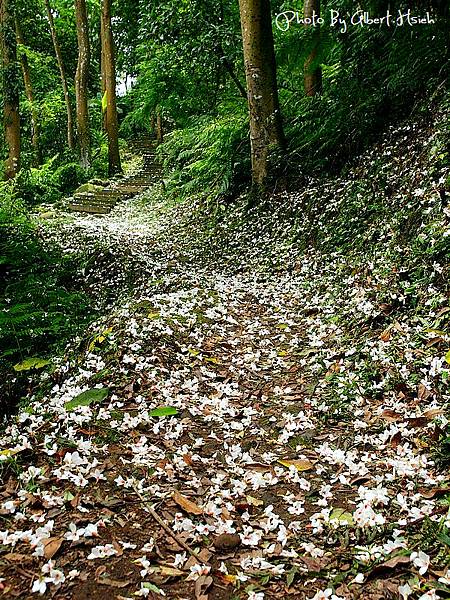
133,487,204,563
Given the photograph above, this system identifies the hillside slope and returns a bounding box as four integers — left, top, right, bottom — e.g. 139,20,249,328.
0,94,449,599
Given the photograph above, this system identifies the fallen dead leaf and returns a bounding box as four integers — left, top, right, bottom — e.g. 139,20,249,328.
97,578,132,588
172,491,203,515
195,575,212,600
277,458,314,472
418,383,432,401
380,409,403,422
3,553,33,563
418,486,450,499
368,553,410,578
246,495,264,507
213,533,241,552
423,408,445,419
158,566,185,577
43,536,63,560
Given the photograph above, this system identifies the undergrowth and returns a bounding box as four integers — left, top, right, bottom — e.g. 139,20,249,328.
0,184,95,417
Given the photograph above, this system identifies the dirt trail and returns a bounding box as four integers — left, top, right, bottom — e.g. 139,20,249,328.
1,137,449,599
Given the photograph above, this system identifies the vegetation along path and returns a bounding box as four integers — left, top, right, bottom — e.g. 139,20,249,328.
1,111,449,600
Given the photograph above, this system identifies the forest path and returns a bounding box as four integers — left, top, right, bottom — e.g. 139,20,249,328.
68,139,162,215
2,182,449,600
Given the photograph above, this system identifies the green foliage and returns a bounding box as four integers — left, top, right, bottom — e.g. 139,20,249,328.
65,387,109,411
159,104,249,199
149,406,178,417
14,157,61,205
276,4,450,173
0,184,95,408
53,162,86,192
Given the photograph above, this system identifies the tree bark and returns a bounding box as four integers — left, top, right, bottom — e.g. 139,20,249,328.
214,43,247,100
74,0,91,170
15,17,41,164
101,0,121,175
156,106,163,145
304,0,322,96
0,0,20,179
100,10,106,131
238,0,285,188
44,0,75,151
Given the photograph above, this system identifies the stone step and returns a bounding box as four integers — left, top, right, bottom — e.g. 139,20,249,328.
74,192,132,202
68,204,111,214
69,139,162,214
115,185,152,194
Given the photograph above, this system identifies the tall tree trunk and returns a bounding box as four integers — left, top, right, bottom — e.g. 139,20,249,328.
101,0,121,175
44,0,75,151
74,0,91,170
238,0,285,188
0,0,20,179
100,12,106,131
304,0,322,96
156,106,163,145
15,17,41,164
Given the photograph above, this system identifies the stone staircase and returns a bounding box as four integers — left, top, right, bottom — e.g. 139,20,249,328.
68,139,162,215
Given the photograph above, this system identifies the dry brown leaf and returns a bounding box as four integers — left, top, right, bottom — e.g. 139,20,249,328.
380,409,403,422
245,463,273,472
246,495,264,507
368,553,410,577
213,534,241,552
159,566,185,577
172,491,203,515
380,328,391,342
43,536,63,560
277,459,314,472
95,565,107,578
299,555,332,571
182,454,194,466
390,431,402,448
423,408,444,419
381,554,410,569
195,575,213,600
111,538,124,556
3,553,33,563
425,337,444,348
97,578,132,588
197,548,213,563
418,486,450,499
407,417,430,428
350,476,371,486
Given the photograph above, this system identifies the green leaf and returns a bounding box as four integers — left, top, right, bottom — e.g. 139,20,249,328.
13,357,50,372
330,508,354,525
445,349,450,365
101,90,108,113
141,582,165,595
149,406,178,417
286,566,298,587
437,531,450,547
65,387,109,411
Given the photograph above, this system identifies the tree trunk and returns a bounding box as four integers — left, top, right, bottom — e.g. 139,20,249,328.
238,0,285,188
150,113,155,137
156,106,163,145
304,0,322,96
44,0,75,151
15,17,41,164
214,43,247,100
101,0,121,175
0,0,20,179
100,11,106,131
74,0,91,170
